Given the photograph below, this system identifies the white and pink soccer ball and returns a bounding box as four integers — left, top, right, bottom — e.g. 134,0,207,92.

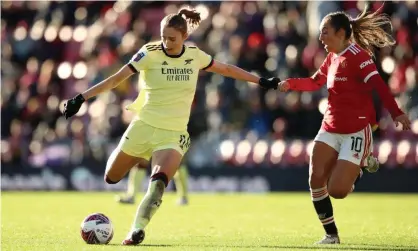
80,213,114,244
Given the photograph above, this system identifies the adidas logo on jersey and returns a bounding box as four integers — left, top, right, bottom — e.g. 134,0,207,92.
162,61,168,65
185,59,193,65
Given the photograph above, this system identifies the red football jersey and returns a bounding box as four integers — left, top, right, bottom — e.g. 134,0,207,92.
288,43,403,134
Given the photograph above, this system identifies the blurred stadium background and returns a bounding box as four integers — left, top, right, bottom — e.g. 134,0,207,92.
1,1,418,193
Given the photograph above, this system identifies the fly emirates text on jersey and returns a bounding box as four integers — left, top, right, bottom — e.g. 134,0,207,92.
161,67,194,82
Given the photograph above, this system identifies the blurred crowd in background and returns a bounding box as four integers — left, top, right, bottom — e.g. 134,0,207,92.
2,1,418,170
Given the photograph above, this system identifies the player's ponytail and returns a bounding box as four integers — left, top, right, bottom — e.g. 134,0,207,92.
326,4,396,56
350,4,396,55
178,8,201,35
161,8,201,36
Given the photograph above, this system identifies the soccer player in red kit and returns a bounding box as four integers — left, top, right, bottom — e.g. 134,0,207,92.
277,6,411,244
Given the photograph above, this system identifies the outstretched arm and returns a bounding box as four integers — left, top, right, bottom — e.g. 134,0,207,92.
278,71,327,92
63,64,136,119
288,71,327,91
278,54,331,92
204,60,260,83
82,64,135,100
204,60,279,89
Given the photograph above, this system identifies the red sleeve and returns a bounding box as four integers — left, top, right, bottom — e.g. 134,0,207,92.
369,74,404,119
355,52,404,119
357,54,379,83
288,72,326,91
288,53,330,91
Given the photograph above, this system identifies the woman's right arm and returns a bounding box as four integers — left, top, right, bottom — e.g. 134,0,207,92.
82,64,136,100
283,71,327,92
279,54,330,92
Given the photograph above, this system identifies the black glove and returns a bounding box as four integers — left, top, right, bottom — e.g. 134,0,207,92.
259,77,280,90
63,94,85,119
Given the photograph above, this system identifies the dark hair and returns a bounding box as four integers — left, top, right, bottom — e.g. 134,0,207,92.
325,4,396,55
161,8,201,35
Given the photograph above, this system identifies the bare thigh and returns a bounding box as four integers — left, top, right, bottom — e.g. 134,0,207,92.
309,141,338,189
151,149,183,182
327,125,372,198
328,159,361,199
105,148,149,183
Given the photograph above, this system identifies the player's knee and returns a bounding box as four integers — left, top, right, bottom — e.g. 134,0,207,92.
135,163,146,170
104,174,120,184
329,192,347,199
136,158,150,170
151,172,169,187
328,187,348,199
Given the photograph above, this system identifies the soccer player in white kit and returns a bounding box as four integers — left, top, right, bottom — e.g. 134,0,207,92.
278,5,411,244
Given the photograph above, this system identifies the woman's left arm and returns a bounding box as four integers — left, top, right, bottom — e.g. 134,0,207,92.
205,60,278,89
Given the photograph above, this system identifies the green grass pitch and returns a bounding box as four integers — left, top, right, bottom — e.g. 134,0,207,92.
2,192,418,251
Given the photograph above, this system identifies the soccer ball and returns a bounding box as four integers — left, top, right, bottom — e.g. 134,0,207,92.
80,213,114,244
